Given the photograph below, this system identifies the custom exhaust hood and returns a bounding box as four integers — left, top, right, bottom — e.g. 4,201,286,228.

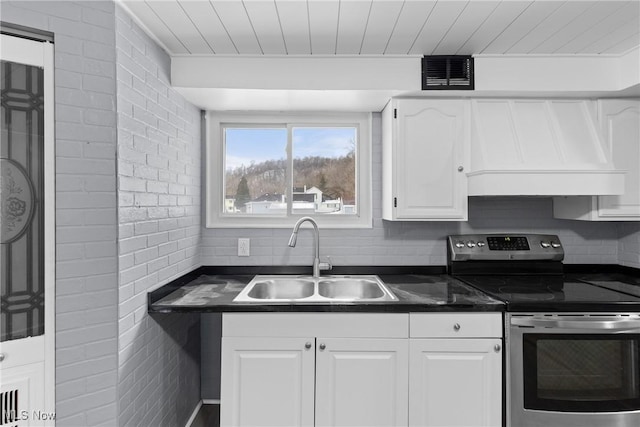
467,99,625,196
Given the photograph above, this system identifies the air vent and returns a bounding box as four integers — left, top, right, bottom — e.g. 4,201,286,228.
1,389,19,426
422,56,474,90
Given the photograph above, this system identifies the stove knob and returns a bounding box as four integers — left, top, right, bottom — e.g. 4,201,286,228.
551,242,561,248
540,241,551,248
477,241,485,248
455,241,465,248
466,241,476,248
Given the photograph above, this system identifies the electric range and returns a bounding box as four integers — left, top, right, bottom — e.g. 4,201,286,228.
447,233,640,427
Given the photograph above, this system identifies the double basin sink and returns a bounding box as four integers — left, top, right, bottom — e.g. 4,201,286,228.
233,275,397,303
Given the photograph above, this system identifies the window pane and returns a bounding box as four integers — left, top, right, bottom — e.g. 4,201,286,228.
224,127,287,215
292,127,357,215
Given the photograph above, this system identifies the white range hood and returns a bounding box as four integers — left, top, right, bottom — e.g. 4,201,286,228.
468,99,625,196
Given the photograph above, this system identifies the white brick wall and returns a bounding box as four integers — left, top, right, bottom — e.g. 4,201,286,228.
200,113,621,268
618,223,640,268
115,6,201,427
2,1,120,425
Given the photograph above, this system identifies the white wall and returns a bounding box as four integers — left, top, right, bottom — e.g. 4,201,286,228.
115,5,202,427
618,223,640,268
2,2,120,425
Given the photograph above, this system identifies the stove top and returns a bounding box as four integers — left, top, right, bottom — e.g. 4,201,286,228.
457,275,640,312
447,234,640,312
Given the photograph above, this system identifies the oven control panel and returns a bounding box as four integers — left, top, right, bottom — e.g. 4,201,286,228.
448,234,564,261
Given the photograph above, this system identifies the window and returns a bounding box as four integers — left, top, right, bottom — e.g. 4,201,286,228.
206,112,372,228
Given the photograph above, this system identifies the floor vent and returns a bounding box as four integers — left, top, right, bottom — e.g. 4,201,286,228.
422,55,474,90
1,389,19,427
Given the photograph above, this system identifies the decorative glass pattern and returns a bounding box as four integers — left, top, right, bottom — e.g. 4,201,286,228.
1,60,45,342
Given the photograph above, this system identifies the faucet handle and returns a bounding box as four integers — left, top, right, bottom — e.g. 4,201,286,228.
320,256,332,271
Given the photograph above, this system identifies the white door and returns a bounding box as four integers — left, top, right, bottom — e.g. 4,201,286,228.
598,99,640,218
409,339,502,427
220,337,315,427
0,34,55,426
394,99,468,220
315,338,409,427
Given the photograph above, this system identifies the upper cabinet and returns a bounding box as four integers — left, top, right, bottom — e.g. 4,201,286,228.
554,99,640,221
382,99,469,221
381,97,634,222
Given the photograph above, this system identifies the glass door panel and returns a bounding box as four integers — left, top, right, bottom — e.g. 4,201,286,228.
523,334,640,412
1,59,45,342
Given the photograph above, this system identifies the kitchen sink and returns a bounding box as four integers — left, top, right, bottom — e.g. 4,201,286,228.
318,278,385,299
233,275,397,303
247,278,315,300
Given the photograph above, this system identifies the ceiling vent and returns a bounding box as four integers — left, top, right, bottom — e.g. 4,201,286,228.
422,56,474,90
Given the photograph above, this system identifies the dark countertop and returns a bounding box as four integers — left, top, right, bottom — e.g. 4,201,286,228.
148,265,640,314
149,270,504,313
572,272,640,298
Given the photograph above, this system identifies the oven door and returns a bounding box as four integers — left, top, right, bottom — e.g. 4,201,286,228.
508,314,640,427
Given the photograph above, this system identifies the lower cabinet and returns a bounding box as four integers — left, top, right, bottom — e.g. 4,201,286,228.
409,339,502,427
221,337,316,427
409,313,503,427
220,313,409,427
220,313,502,427
315,338,408,427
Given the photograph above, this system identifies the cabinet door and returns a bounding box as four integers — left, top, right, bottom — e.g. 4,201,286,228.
220,337,315,427
409,339,502,427
315,338,408,427
393,99,469,220
598,99,640,218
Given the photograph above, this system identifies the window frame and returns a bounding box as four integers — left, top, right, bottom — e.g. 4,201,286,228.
206,111,372,228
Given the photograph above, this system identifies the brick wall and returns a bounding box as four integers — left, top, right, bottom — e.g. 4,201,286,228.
618,223,640,268
2,1,120,425
115,5,202,427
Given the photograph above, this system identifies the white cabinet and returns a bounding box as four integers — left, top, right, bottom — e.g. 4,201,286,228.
315,338,408,427
221,337,316,427
220,314,409,427
382,99,469,221
409,313,503,427
554,99,640,220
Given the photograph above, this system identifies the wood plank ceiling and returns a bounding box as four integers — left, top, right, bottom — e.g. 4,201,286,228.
121,0,640,56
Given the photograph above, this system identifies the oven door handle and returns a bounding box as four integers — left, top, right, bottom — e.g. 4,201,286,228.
511,317,640,330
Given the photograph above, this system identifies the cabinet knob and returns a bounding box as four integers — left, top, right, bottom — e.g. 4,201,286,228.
457,166,464,172
453,323,461,332
494,344,501,353
0,353,5,362
319,343,326,351
305,342,312,350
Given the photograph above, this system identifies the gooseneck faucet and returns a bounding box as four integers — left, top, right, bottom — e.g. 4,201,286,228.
288,216,331,278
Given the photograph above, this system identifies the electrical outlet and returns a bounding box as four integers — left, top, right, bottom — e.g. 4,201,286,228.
238,238,250,257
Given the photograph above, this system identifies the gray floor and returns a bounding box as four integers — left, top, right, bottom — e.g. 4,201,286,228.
191,404,220,427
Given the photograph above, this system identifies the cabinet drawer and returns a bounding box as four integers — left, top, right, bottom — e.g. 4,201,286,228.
410,313,502,338
223,313,409,338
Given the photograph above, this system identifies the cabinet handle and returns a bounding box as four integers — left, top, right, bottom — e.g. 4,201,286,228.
494,344,501,352
305,342,312,350
457,166,464,172
319,343,326,351
453,323,461,331
0,353,5,362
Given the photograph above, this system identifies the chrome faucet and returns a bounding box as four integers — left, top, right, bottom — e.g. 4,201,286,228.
288,216,332,278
